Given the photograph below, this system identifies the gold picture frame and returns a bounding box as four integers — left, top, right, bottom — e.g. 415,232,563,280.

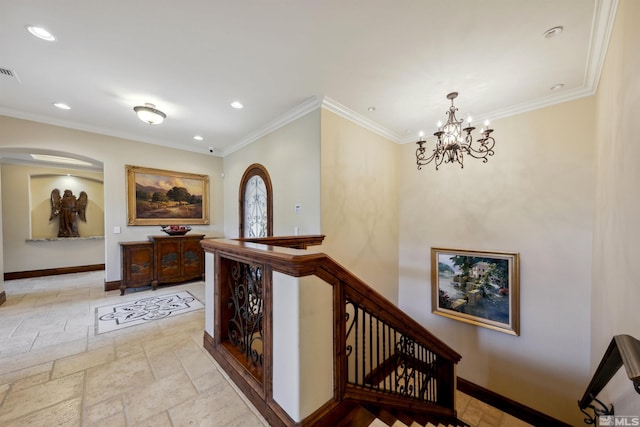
126,165,209,226
431,247,520,336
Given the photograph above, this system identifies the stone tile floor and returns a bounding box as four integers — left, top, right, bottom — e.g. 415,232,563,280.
0,272,530,426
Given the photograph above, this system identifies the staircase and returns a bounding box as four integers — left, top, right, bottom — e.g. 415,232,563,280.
201,236,468,427
322,401,471,427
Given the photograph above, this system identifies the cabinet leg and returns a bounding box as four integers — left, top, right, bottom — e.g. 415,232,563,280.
152,280,158,291
120,284,125,296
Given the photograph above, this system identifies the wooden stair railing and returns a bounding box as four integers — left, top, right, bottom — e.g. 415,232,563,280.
200,237,462,427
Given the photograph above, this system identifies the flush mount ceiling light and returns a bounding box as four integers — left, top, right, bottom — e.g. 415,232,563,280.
230,101,243,109
133,103,166,125
415,92,496,170
26,25,56,41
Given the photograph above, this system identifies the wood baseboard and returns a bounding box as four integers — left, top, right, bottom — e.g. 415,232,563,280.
457,377,572,427
4,264,105,281
104,280,121,292
0,290,5,306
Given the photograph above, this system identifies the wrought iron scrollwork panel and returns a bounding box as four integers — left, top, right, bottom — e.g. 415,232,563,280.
226,260,264,370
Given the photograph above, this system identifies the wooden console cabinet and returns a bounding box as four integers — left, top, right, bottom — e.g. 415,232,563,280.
120,234,205,295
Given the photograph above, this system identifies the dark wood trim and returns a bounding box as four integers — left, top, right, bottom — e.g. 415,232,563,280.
204,332,295,427
4,264,105,281
236,235,325,249
104,280,121,292
457,377,572,427
0,290,6,306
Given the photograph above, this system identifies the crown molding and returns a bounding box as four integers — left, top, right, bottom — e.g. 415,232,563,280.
221,96,323,156
222,96,405,156
320,97,404,143
584,0,619,91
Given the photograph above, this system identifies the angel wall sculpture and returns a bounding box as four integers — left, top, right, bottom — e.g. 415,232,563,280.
50,189,88,237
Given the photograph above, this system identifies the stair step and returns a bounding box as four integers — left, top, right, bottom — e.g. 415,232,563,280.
369,418,390,427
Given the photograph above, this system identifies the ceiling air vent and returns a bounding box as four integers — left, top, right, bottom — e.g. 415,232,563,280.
0,68,20,82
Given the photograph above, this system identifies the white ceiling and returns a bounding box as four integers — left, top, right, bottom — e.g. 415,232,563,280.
0,0,617,160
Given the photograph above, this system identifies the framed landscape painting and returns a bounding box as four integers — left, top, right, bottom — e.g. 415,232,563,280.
126,165,209,226
431,247,520,335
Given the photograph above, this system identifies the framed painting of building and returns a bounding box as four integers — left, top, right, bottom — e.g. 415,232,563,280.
126,165,209,226
431,247,520,336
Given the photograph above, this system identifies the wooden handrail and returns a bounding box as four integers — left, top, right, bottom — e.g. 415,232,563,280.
316,257,461,362
201,238,460,363
201,237,461,425
236,234,325,249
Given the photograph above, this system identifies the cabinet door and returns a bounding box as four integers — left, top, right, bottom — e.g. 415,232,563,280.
122,243,154,287
156,239,182,281
182,237,203,278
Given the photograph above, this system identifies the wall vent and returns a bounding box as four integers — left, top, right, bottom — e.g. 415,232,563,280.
0,67,20,82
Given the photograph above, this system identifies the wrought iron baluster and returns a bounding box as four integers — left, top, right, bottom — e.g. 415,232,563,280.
357,310,367,384
375,317,380,389
353,304,360,384
341,299,439,404
368,311,372,388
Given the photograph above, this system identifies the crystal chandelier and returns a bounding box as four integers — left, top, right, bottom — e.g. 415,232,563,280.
416,92,495,170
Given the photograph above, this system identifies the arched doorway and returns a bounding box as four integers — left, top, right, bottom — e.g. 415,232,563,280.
238,163,273,238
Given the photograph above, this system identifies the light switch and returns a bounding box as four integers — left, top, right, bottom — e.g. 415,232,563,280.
113,226,121,234
295,204,301,214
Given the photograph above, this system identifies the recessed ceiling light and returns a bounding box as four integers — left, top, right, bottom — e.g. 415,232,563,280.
30,154,93,167
550,83,564,91
368,106,376,112
26,26,56,41
544,26,563,38
230,101,243,109
53,102,71,110
193,135,203,141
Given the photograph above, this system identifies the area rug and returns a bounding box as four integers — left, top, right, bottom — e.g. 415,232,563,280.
95,291,204,335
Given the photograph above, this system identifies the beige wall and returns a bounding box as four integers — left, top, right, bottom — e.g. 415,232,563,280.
592,0,640,413
2,163,104,272
223,110,321,238
398,97,595,424
320,110,399,303
0,115,223,282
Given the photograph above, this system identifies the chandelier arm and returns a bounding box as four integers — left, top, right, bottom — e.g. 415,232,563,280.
434,151,444,170
416,144,439,170
463,136,495,162
456,148,464,168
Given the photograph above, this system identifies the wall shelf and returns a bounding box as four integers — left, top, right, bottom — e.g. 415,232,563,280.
26,236,105,242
